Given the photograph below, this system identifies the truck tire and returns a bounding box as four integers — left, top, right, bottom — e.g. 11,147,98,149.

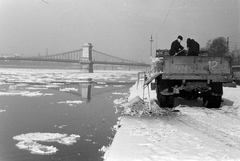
167,95,175,107
212,96,222,108
158,94,167,107
211,82,223,108
208,82,223,108
206,95,222,108
210,82,223,95
155,76,175,108
158,94,175,108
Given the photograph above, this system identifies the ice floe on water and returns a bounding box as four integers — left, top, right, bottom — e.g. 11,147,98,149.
15,141,58,155
13,133,80,155
113,85,125,88
0,90,53,97
57,100,83,105
113,98,126,105
59,88,78,92
54,125,67,129
26,87,48,90
0,109,6,113
45,84,62,89
94,85,107,88
112,92,126,95
0,68,139,85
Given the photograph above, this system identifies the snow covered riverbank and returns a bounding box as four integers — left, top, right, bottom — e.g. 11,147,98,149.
104,80,240,161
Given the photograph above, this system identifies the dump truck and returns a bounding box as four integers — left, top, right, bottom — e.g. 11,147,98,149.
148,50,233,108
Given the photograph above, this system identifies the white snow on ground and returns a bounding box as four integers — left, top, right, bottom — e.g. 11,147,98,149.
105,80,240,161
13,133,80,155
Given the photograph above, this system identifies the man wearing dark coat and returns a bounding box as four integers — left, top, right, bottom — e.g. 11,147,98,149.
169,35,184,56
187,38,200,56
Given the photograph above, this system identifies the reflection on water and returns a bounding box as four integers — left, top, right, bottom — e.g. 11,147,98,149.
54,82,93,102
51,81,133,103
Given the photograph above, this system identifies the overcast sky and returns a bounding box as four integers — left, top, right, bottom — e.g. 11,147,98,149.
0,0,239,62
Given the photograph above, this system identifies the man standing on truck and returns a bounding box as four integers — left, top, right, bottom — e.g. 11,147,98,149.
169,35,185,56
187,38,200,56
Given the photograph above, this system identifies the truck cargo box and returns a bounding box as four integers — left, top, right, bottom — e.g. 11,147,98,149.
158,56,232,83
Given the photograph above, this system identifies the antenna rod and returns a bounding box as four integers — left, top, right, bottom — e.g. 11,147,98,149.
150,35,153,58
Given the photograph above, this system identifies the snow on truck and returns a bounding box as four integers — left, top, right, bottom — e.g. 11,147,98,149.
146,50,233,109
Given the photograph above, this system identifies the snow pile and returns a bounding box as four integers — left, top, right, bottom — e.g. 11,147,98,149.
123,96,145,116
122,96,176,117
13,133,80,155
117,80,170,117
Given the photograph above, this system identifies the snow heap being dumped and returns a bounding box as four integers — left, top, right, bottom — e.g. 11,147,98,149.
13,133,80,155
119,79,175,117
122,95,168,117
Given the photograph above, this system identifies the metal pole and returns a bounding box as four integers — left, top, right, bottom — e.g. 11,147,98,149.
227,37,229,55
156,34,158,52
150,35,153,58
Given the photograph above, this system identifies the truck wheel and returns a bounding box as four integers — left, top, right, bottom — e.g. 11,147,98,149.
208,82,223,108
158,94,167,107
155,76,176,108
157,94,175,108
167,95,175,108
206,95,213,108
212,96,222,108
210,83,223,94
206,95,222,108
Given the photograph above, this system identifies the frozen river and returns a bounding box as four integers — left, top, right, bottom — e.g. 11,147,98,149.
0,68,139,161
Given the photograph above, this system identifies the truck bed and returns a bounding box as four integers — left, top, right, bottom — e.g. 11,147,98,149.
161,56,232,82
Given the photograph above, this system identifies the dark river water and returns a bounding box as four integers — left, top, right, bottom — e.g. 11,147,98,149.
0,69,137,161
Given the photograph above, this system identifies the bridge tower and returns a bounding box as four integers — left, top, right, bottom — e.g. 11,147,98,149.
81,43,93,73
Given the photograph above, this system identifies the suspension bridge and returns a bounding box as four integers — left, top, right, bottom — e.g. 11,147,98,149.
0,43,150,73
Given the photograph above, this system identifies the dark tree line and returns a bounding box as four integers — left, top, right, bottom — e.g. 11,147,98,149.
202,37,229,57
202,36,240,65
